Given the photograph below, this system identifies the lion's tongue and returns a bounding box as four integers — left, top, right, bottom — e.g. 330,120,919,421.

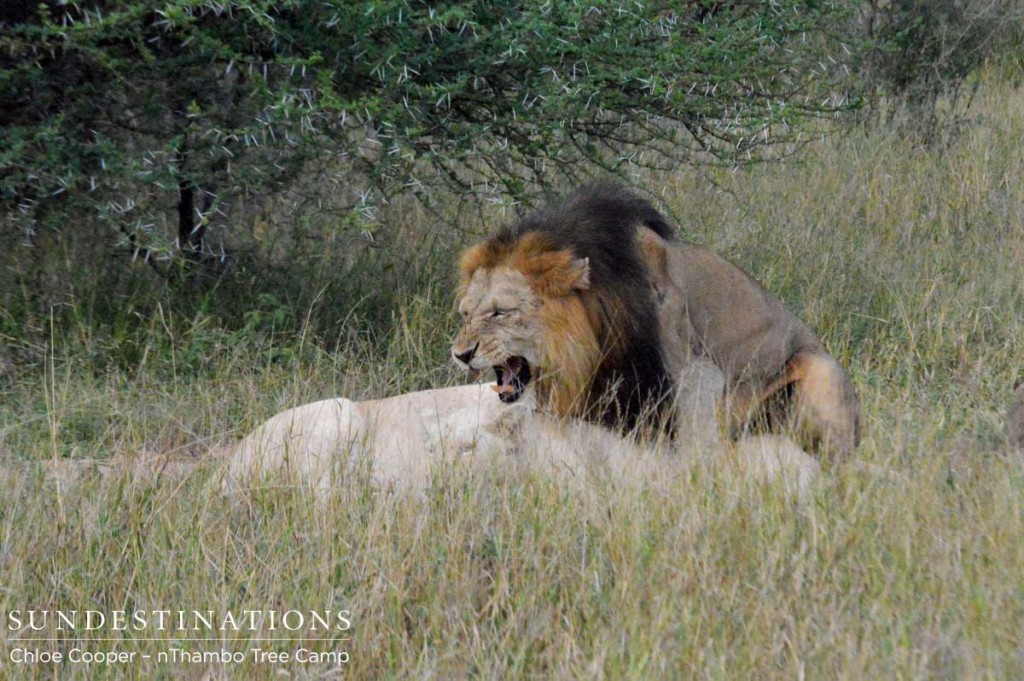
491,358,523,395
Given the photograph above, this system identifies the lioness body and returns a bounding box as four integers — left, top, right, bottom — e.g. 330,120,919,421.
223,382,821,501
453,182,860,458
224,384,508,494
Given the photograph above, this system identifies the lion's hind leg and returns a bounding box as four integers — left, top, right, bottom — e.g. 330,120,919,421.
787,353,860,460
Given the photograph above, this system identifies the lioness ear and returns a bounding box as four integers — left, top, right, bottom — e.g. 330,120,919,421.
569,257,591,290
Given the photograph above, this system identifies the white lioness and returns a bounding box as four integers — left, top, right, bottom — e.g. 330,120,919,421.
223,365,820,501
223,383,509,495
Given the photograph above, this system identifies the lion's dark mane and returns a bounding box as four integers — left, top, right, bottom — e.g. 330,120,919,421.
491,182,676,432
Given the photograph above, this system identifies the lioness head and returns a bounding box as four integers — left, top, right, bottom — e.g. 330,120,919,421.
451,183,675,431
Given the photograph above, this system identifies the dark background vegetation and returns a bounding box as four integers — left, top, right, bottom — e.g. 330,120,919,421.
1,0,1022,379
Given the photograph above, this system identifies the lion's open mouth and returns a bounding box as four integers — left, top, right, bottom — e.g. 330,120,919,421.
492,356,532,404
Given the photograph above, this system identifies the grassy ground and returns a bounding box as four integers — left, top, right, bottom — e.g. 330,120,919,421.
1,71,1023,679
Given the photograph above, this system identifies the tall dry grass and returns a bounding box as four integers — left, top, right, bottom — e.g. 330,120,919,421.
0,71,1022,679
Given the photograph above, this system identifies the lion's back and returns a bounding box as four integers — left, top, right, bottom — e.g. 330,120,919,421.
659,240,822,385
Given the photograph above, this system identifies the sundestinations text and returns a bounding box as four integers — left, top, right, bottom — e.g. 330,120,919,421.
6,610,352,633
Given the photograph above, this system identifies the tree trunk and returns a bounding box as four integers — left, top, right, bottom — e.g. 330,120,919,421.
177,178,205,260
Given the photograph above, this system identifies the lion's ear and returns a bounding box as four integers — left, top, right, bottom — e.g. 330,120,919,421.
569,257,591,290
517,248,589,296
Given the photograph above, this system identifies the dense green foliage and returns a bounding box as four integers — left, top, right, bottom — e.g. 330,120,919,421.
0,0,866,364
1,1,855,243
2,1,337,263
2,0,856,222
0,0,1021,369
862,0,1023,103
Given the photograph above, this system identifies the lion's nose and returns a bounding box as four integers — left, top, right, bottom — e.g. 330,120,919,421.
452,343,478,367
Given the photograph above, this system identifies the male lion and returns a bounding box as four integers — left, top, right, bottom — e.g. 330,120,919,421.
452,182,860,458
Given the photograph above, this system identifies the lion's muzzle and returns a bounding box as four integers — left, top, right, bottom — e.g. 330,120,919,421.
452,342,478,368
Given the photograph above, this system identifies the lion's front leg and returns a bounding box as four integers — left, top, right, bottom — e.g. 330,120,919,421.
673,357,727,456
